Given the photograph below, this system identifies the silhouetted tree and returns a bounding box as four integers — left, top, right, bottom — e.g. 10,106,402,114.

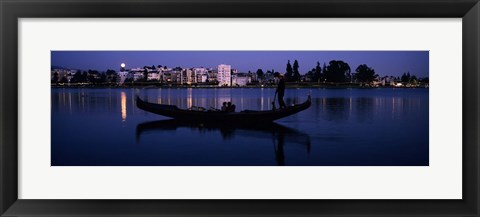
285,60,293,81
313,61,322,82
143,68,149,81
51,72,59,84
320,63,328,82
410,75,418,85
70,71,85,83
81,71,88,82
70,71,82,83
100,73,107,83
124,77,134,83
305,68,315,81
256,69,264,79
265,70,275,83
105,69,117,83
355,64,376,83
324,60,351,83
401,72,411,83
60,76,69,83
87,70,101,83
292,60,300,81
411,75,418,82
419,77,429,83
106,69,116,75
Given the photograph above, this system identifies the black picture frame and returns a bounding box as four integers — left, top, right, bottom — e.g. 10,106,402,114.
1,0,479,216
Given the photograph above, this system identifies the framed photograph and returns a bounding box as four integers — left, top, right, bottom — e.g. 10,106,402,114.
1,0,479,216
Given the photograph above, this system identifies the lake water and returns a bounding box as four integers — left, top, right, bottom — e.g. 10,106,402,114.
51,87,428,166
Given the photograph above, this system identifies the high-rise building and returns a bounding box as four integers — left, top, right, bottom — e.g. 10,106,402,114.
217,64,231,86
193,67,208,83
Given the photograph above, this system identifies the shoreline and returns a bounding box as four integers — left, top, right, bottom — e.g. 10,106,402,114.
51,83,428,89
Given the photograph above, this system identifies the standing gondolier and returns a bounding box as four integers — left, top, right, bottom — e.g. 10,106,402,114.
276,74,287,109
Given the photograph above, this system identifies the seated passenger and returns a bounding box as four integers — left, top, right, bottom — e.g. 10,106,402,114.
221,102,227,111
226,102,236,112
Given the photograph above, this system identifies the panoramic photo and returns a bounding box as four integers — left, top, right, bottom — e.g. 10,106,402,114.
51,51,429,166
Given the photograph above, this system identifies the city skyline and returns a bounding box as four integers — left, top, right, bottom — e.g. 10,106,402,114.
51,51,429,77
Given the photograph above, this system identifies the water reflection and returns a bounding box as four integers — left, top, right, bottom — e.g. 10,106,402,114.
354,97,375,122
320,98,351,122
51,88,427,127
312,96,425,123
135,120,311,166
121,91,127,122
52,88,428,166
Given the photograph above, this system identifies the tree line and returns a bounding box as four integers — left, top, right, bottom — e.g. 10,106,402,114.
254,59,426,84
52,65,163,84
51,69,118,84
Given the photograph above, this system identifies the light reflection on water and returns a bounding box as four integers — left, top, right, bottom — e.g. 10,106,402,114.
121,91,127,122
51,87,428,166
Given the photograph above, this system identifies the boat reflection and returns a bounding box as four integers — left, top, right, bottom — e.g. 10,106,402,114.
136,120,311,166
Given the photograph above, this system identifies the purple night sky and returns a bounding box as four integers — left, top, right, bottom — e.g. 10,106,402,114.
51,51,429,77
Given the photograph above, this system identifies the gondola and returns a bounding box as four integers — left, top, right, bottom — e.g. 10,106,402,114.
136,95,311,123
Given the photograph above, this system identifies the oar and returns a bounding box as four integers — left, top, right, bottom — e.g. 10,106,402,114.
272,91,277,110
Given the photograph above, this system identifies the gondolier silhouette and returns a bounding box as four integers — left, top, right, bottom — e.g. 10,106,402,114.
275,74,287,109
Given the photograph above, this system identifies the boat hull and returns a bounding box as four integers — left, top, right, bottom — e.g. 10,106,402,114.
136,95,311,123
